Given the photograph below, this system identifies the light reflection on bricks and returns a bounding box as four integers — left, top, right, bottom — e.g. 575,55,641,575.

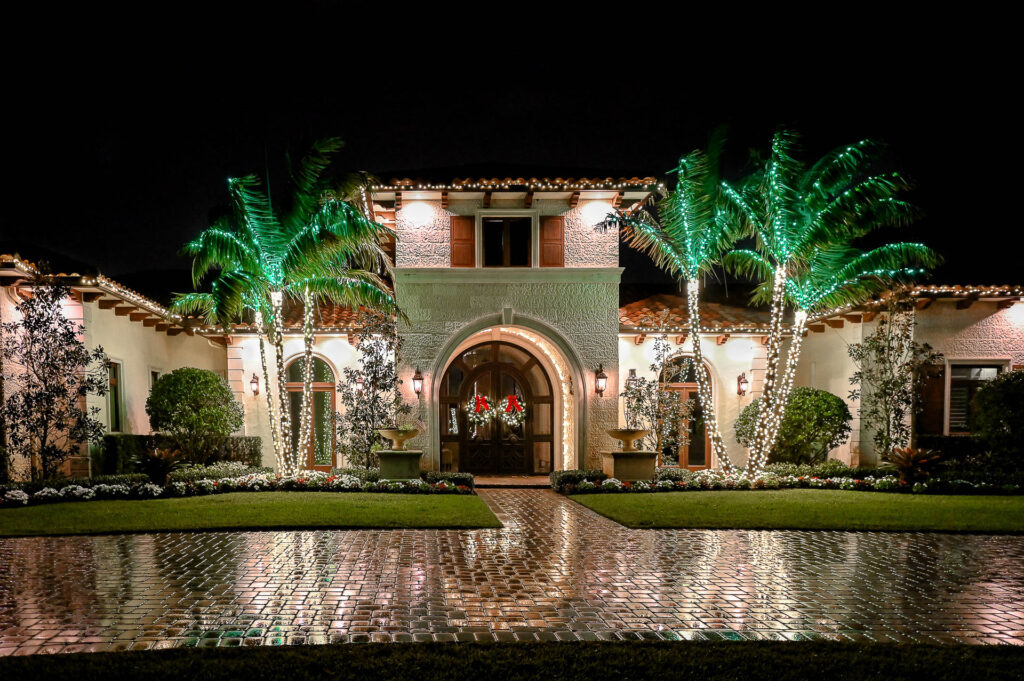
1,489,1023,654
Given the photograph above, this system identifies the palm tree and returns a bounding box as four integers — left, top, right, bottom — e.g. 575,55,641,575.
618,150,740,473
721,131,928,472
172,139,397,475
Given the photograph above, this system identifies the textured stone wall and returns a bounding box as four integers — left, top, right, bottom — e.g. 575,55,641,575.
395,272,622,470
394,198,618,269
916,301,1024,365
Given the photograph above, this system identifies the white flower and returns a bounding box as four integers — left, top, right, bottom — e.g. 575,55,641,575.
4,490,29,505
33,487,60,501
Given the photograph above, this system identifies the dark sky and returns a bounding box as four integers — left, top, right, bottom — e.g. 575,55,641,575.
1,26,1013,303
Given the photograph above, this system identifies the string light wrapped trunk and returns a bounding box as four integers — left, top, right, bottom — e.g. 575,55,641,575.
687,280,734,473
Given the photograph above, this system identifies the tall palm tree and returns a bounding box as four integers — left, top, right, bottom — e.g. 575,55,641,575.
618,150,740,473
172,139,397,475
721,131,926,472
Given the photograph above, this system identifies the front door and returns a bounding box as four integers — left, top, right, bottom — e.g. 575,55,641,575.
664,385,710,470
439,342,554,475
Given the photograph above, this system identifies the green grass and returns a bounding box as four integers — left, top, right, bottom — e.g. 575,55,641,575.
0,492,501,537
572,489,1024,532
0,642,1020,681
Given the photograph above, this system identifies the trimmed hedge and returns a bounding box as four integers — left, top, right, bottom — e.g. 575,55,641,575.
169,463,273,484
97,434,263,475
1,474,151,495
329,467,381,482
550,469,607,493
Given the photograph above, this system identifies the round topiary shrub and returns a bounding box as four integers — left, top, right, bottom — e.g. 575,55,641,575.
146,368,244,464
970,370,1024,470
735,387,852,464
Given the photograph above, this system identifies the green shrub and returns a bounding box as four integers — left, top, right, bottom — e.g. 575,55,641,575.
735,387,852,464
329,467,381,482
970,370,1024,469
146,368,244,464
422,471,475,490
550,469,607,493
5,473,150,495
97,434,262,475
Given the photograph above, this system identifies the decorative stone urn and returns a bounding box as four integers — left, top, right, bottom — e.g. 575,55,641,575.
601,428,657,481
377,428,423,480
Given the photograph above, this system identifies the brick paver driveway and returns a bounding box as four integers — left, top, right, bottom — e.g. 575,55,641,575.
1,489,1023,654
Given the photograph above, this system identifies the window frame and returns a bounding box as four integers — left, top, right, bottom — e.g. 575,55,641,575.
942,358,1010,435
106,359,126,434
474,209,539,269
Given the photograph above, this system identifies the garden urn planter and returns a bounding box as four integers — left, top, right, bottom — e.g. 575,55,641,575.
602,428,656,481
606,428,649,452
378,428,420,451
377,449,424,480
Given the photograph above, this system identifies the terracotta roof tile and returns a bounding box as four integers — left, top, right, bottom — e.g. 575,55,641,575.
619,294,773,332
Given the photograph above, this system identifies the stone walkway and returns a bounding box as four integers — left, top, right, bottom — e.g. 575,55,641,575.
1,489,1023,655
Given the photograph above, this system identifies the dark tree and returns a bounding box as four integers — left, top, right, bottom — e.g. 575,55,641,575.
0,281,108,480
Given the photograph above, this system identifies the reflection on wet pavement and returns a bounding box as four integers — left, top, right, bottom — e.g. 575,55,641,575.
1,489,1023,654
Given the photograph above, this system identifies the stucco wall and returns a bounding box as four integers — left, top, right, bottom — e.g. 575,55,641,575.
617,334,759,468
82,302,227,437
395,198,618,269
395,269,622,470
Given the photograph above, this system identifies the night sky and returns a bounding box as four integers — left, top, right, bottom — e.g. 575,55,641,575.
2,37,1013,304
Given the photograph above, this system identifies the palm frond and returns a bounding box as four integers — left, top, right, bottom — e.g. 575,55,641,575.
284,137,346,232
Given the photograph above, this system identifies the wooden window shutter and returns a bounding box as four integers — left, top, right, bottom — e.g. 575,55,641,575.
539,216,564,267
450,216,475,267
917,365,946,435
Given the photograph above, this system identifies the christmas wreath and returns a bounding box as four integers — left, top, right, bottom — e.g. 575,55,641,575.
465,394,494,427
496,394,526,428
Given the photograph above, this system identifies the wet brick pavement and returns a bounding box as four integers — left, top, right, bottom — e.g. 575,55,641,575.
1,489,1023,655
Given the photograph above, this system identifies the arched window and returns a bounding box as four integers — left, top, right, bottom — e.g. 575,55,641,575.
285,357,336,470
659,354,711,470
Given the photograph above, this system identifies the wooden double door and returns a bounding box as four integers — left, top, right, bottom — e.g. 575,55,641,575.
439,342,554,475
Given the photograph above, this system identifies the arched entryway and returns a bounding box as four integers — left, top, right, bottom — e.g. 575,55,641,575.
438,341,554,475
659,355,711,470
285,357,336,471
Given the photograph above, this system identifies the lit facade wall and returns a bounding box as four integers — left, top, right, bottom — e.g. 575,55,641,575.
616,333,759,468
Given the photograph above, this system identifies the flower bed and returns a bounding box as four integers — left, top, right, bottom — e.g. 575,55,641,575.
1,468,474,508
553,468,1022,495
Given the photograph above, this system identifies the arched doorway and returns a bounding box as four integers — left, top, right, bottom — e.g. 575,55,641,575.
438,341,554,475
660,355,711,470
285,357,336,471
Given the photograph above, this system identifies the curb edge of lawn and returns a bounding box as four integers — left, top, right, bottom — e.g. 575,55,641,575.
565,494,1024,535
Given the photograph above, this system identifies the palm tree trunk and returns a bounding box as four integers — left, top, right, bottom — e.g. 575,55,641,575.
298,287,315,466
255,310,283,470
686,280,734,474
764,309,808,456
270,294,294,475
749,267,788,473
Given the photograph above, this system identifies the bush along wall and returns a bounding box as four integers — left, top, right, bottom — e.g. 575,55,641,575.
550,466,1022,496
0,466,477,508
97,434,263,475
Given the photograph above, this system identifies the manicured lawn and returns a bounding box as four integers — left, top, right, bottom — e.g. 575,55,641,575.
0,492,501,537
0,642,1021,681
572,489,1024,532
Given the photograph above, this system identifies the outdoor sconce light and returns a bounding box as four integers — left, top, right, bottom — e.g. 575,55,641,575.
250,373,260,397
626,368,638,389
355,373,365,393
412,367,424,397
595,364,608,396
737,372,749,396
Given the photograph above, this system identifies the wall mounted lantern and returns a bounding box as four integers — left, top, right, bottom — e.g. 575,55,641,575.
412,367,424,396
626,368,638,389
355,372,365,393
737,372,749,396
250,373,260,397
595,364,608,396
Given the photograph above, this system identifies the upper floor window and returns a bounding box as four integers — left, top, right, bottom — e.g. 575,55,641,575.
483,217,532,267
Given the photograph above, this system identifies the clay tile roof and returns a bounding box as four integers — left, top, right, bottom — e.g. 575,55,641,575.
619,293,774,333
280,300,364,329
374,176,662,190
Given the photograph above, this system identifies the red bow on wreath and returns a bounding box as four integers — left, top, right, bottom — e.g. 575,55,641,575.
474,395,491,413
504,395,523,413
